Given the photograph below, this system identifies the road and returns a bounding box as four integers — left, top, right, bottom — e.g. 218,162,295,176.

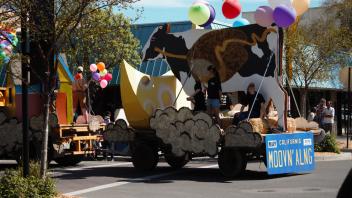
1,158,351,198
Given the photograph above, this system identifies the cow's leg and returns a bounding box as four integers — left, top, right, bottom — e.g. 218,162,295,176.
262,77,288,130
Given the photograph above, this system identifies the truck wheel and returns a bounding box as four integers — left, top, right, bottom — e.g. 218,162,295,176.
165,153,189,169
132,143,159,171
54,155,83,166
218,148,246,178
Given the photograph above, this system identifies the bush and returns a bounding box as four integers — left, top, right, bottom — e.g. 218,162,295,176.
315,134,340,154
0,162,57,198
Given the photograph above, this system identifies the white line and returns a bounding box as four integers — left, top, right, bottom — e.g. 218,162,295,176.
64,164,218,196
54,162,132,172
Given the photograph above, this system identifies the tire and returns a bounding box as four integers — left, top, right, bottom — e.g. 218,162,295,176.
165,153,189,169
54,155,83,166
218,148,246,178
132,143,159,171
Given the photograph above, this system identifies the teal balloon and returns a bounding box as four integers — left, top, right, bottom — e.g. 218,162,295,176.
188,3,211,25
233,18,250,27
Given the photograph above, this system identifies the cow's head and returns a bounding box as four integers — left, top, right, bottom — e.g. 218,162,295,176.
142,24,171,61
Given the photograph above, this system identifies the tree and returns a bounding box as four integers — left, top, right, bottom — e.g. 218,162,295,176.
0,0,139,178
285,14,346,117
324,0,352,52
63,8,141,71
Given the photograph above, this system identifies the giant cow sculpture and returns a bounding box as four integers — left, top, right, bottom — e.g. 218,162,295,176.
142,24,288,130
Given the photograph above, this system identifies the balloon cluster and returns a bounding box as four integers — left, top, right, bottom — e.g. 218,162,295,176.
90,62,112,89
255,0,310,28
188,1,215,27
0,26,18,65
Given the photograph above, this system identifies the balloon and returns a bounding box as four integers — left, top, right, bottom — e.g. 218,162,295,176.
188,3,211,25
92,72,100,81
222,0,241,19
104,73,113,81
97,62,105,71
233,18,250,27
0,51,6,59
292,0,310,16
200,4,216,27
0,44,6,49
268,0,293,8
90,64,97,72
255,6,274,27
273,5,297,28
192,0,209,5
100,79,108,89
3,56,10,63
99,69,108,77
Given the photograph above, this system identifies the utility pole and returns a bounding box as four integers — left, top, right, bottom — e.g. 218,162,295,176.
21,0,30,177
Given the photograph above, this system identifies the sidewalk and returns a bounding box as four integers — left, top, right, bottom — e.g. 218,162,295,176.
315,152,352,161
336,135,352,152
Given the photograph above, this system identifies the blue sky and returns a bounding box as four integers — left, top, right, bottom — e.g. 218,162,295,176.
122,0,324,24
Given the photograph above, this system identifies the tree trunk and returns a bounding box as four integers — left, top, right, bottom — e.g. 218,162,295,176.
300,88,308,118
40,94,50,178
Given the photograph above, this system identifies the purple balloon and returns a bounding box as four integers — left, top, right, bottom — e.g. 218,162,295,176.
200,4,216,27
273,5,297,28
92,72,100,81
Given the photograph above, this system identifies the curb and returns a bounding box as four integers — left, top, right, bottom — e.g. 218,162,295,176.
315,152,352,161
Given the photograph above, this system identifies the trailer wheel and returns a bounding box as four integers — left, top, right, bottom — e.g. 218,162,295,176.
132,143,159,171
54,155,83,166
218,148,247,178
165,153,189,169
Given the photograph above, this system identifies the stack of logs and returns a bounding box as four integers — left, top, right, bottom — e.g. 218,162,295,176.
150,107,221,157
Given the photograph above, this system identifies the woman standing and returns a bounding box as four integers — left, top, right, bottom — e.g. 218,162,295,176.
206,66,222,124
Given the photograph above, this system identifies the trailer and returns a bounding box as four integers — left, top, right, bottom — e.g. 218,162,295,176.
103,23,324,176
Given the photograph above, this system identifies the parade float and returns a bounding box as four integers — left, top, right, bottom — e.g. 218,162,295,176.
103,0,322,177
0,24,107,165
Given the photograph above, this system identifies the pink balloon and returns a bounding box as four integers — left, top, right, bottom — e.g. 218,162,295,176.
90,64,97,72
100,79,108,88
104,73,113,81
255,6,274,27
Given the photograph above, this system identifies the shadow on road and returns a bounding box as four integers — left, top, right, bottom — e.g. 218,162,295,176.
51,162,300,184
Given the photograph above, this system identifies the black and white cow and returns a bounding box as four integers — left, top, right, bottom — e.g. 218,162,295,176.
142,24,288,130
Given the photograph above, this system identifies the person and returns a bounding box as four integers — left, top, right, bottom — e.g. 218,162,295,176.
315,98,326,127
307,107,317,122
72,66,88,122
233,83,265,125
187,81,206,112
322,101,335,134
206,66,222,124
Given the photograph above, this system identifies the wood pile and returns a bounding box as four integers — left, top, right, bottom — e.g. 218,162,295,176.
224,121,262,148
150,107,221,157
103,119,135,142
0,112,25,156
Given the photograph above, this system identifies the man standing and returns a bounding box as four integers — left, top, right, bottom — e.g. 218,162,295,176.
322,101,335,135
315,98,327,127
72,66,88,122
206,66,222,124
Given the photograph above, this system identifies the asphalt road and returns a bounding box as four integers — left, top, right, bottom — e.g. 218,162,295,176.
1,158,351,198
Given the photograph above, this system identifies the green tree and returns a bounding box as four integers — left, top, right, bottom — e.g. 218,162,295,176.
0,0,140,178
63,8,141,71
285,14,346,117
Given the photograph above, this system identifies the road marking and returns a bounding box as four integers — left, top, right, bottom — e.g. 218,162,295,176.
64,164,218,196
54,162,132,172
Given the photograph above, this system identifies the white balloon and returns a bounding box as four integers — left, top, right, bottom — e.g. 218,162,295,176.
268,0,293,8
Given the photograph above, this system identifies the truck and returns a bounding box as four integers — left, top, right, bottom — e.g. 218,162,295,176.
103,23,325,177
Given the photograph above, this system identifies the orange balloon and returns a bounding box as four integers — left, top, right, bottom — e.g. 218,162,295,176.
97,62,105,71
